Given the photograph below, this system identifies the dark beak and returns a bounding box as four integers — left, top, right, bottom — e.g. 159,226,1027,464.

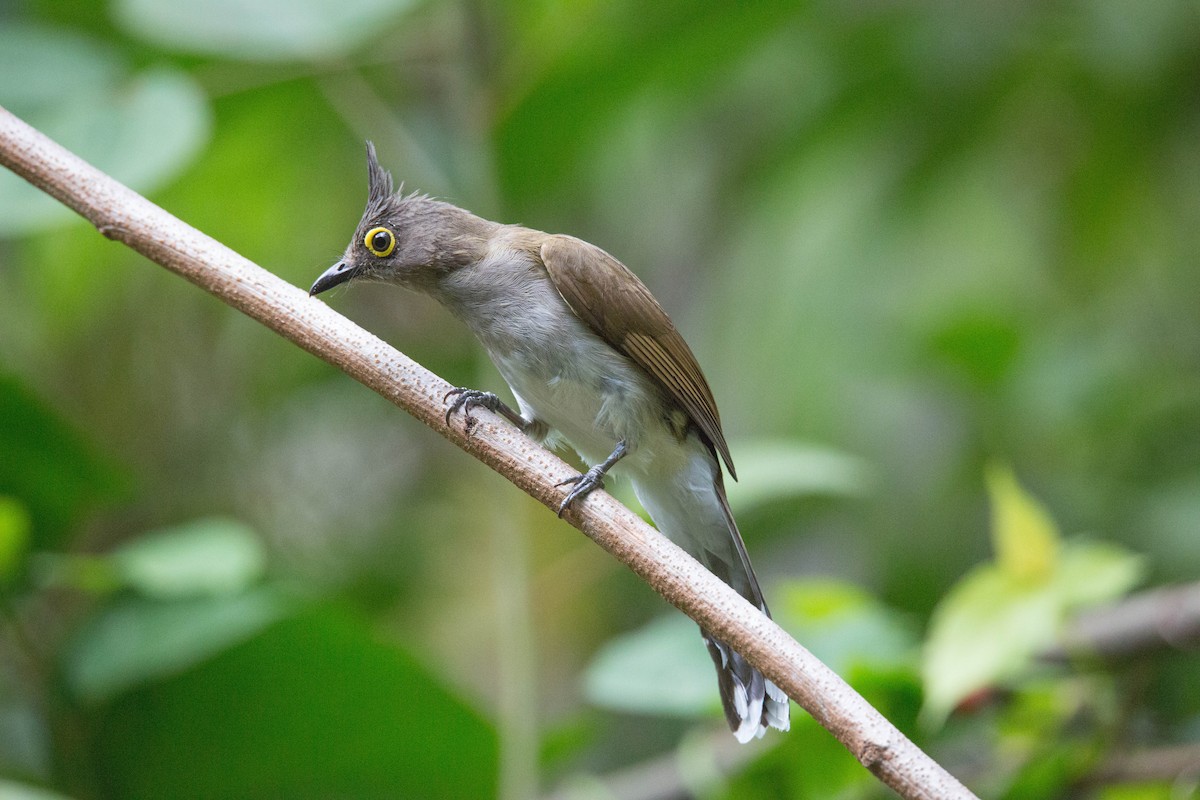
309,261,358,296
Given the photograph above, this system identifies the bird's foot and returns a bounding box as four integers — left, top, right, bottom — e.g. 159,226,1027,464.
444,387,541,439
555,440,628,517
443,387,504,431
555,467,607,517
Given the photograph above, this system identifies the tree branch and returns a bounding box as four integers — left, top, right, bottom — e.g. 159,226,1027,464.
0,105,977,800
1043,582,1200,664
1083,743,1200,788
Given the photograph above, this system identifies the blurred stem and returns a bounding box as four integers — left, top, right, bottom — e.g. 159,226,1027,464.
489,477,540,800
1041,581,1200,663
1082,743,1200,789
1,599,99,798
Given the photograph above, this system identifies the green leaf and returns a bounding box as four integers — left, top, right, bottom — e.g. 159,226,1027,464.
724,440,870,512
92,606,497,799
113,0,416,61
0,25,209,236
922,564,1060,724
986,463,1060,582
109,518,267,598
923,466,1144,721
921,539,1143,724
0,27,121,111
584,615,716,717
64,587,294,703
1052,541,1144,609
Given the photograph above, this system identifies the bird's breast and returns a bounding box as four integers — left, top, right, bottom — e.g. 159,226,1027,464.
440,248,688,474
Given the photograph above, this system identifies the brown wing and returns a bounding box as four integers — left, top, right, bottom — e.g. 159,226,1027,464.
540,235,736,479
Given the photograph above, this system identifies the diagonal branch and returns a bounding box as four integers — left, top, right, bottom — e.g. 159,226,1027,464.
0,105,977,800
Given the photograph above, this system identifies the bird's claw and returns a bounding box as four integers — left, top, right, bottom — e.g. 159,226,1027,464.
555,468,606,517
443,387,501,430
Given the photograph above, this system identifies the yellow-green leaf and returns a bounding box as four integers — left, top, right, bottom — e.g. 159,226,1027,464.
921,563,1060,724
986,463,1060,582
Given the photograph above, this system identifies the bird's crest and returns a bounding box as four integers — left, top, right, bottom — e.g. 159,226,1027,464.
364,141,396,220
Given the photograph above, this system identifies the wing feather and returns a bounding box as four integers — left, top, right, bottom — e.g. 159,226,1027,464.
540,235,736,478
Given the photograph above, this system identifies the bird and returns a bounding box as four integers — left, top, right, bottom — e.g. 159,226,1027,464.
310,142,790,742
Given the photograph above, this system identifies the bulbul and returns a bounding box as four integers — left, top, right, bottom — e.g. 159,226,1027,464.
310,143,790,742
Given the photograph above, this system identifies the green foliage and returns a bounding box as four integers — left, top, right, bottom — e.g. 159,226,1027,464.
585,614,717,718
2,1,1198,797
923,467,1143,723
106,518,267,598
0,24,209,235
724,440,870,513
774,580,917,680
65,588,294,703
92,606,498,800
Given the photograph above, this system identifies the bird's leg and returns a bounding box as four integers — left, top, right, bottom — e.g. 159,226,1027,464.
556,440,628,517
444,387,541,437
444,387,524,429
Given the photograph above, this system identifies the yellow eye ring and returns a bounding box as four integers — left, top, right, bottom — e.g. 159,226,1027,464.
364,226,396,257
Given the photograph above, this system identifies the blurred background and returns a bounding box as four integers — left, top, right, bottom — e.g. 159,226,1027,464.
1,1,1199,798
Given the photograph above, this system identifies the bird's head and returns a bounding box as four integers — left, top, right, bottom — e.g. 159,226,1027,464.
309,143,490,297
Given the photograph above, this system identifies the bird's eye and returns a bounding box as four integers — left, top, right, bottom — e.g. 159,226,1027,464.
364,226,396,257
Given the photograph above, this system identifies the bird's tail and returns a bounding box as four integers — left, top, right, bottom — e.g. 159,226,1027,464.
631,447,790,742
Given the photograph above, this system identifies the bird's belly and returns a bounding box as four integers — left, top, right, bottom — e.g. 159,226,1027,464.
508,370,615,460
489,343,684,475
